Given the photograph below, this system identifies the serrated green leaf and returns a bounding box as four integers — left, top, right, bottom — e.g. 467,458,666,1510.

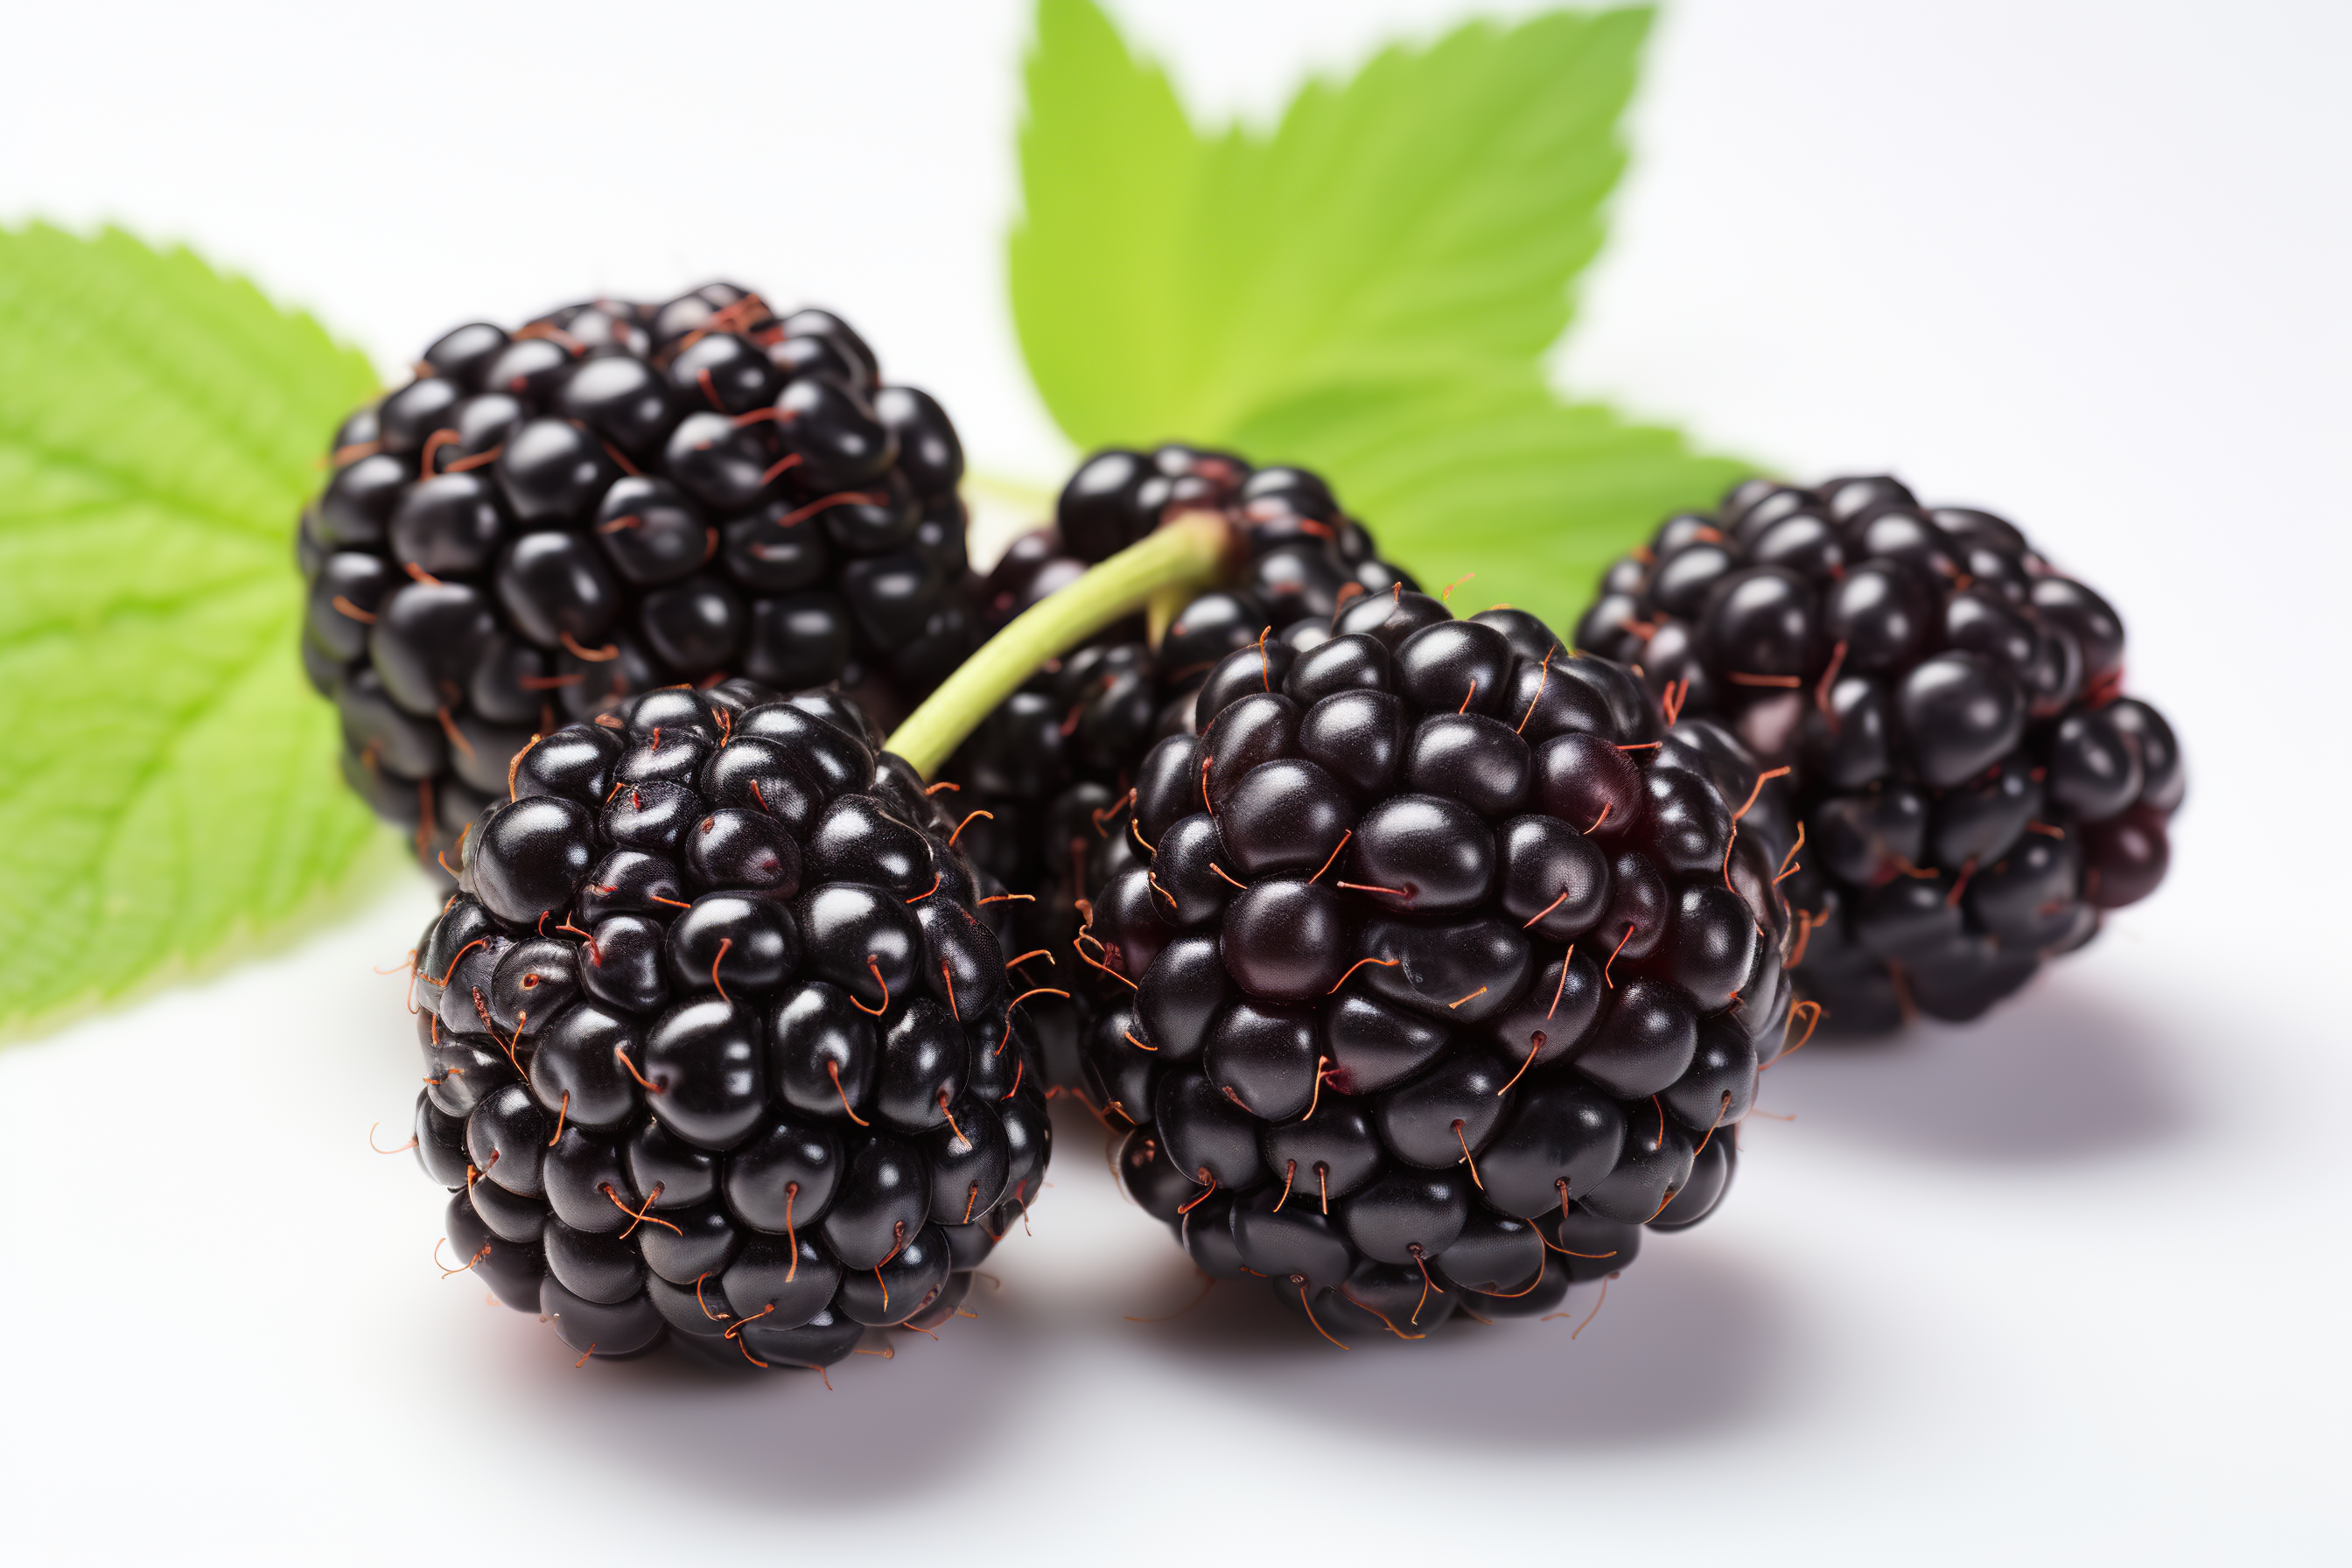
1016,0,1650,442
1013,1,1741,626
1228,371,1748,633
1012,0,1208,450
0,224,390,1039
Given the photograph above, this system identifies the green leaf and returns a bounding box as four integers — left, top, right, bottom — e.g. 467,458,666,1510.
1229,371,1748,634
1012,0,1208,451
1016,0,1650,441
1014,1,1741,623
0,223,390,1039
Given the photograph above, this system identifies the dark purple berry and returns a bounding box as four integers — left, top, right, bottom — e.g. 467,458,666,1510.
835,1223,951,1326
1572,978,1698,1099
402,690,1046,1369
777,376,897,490
1404,712,1531,817
1340,1167,1469,1265
1299,690,1406,800
1898,653,2026,788
1579,1100,1693,1225
1259,1099,1382,1206
1320,992,1449,1096
872,386,963,500
1392,620,1513,718
1216,760,1354,878
370,580,498,718
1155,1069,1266,1190
424,321,508,387
1231,1186,1354,1290
1348,794,1495,914
1134,935,1230,1062
1372,1047,1512,1169
470,794,596,925
819,1135,931,1270
303,290,970,883
528,1004,643,1130
388,472,509,578
1205,1001,1320,1121
1578,473,2180,1032
1046,592,1763,1344
495,418,616,525
553,354,681,458
1494,814,1608,937
2079,805,2169,909
1221,880,1347,1002
1353,913,1530,1026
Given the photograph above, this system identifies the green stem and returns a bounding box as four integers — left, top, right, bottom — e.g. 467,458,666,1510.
886,512,1236,779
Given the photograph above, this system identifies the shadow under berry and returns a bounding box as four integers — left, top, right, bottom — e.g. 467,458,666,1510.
1106,1239,1798,1450
474,1302,1051,1507
1762,978,2192,1165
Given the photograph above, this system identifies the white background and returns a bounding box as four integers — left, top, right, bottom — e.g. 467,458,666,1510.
2,1,2347,1562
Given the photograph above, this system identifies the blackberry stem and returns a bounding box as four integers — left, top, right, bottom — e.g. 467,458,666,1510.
887,511,1238,778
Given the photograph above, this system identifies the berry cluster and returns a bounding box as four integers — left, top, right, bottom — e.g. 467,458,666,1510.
1066,592,1797,1342
408,680,1047,1371
1578,475,2181,1031
946,448,1411,1079
299,285,970,878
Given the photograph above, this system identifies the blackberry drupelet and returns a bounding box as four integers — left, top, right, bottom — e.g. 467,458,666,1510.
299,284,974,881
1068,594,1797,1344
1576,475,2182,1032
943,448,1413,1082
408,678,1048,1371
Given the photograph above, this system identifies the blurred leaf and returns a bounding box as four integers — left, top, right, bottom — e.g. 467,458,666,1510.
1014,0,1744,615
0,223,388,1039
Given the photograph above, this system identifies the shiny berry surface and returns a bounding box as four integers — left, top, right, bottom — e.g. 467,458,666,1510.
1577,474,2182,1034
942,453,1417,1082
415,682,1046,1369
300,285,972,883
1058,596,1788,1344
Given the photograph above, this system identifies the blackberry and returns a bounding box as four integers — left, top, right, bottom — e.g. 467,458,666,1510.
1061,594,1796,1344
1576,475,2182,1032
942,448,1413,1082
406,678,1048,1372
298,285,975,880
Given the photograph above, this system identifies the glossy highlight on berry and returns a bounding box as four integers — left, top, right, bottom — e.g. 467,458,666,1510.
1578,474,2181,1033
1044,577,1788,1344
302,284,975,884
941,449,1413,1085
411,678,1046,1370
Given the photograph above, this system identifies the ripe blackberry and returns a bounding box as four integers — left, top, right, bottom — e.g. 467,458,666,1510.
405,678,1048,1371
1576,475,2183,1032
298,285,974,880
942,448,1413,1081
1062,595,1796,1343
